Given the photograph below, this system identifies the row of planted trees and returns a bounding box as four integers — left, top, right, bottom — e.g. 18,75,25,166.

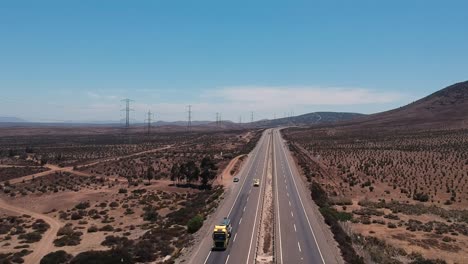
169,156,218,188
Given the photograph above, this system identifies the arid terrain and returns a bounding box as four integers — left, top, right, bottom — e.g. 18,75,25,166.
0,129,261,263
283,82,468,264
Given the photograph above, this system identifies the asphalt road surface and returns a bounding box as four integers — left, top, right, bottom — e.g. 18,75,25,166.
189,129,339,264
273,129,326,264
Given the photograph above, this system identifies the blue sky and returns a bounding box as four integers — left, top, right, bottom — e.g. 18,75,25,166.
1,0,467,122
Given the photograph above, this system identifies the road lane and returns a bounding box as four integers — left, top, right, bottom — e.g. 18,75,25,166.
190,128,340,264
273,129,326,264
202,129,271,264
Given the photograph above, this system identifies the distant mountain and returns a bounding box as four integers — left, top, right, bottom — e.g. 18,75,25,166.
251,112,366,127
340,81,468,129
154,120,212,127
0,116,26,122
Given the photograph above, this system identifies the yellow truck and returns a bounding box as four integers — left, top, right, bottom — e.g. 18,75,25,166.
212,217,232,250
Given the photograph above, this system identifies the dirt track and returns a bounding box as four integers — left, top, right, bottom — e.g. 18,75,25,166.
0,198,62,263
4,145,176,185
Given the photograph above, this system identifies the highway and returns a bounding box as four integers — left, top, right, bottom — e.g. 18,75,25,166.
273,129,326,263
188,128,339,264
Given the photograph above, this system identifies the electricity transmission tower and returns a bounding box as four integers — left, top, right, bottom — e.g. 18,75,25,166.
145,110,153,135
187,105,192,132
121,99,134,128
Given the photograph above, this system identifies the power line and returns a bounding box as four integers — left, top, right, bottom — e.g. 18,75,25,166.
187,105,192,132
145,110,153,135
120,99,134,128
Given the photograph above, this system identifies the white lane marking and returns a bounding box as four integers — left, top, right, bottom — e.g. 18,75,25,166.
289,201,291,207
286,185,288,190
225,254,230,264
291,211,294,217
200,132,267,264
243,206,246,212
294,224,297,232
246,196,249,202
278,132,326,264
226,134,265,217
239,218,242,225
286,193,289,197
233,233,238,242
203,251,212,264
246,130,270,264
298,242,302,252
273,133,284,264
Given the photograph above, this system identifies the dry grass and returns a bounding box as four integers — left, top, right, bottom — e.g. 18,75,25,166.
284,128,468,264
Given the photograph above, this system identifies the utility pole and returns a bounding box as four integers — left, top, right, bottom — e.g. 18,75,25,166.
187,105,192,132
239,116,242,124
145,110,153,135
251,111,254,123
216,112,219,127
121,99,134,128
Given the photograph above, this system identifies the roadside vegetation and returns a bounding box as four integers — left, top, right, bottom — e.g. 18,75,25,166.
285,128,467,263
0,129,262,263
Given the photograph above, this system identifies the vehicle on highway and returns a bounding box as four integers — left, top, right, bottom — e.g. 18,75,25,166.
233,177,239,182
212,217,232,250
253,178,260,186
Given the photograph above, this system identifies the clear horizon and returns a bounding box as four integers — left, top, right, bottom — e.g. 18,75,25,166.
1,1,467,122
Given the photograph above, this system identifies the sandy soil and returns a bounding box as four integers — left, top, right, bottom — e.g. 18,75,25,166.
4,145,175,186
0,197,62,263
216,154,246,188
75,144,174,169
0,130,260,263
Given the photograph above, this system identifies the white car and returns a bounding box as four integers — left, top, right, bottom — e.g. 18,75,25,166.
253,179,260,187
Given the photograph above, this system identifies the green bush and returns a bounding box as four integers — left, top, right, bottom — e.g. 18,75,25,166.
18,231,42,243
187,215,204,234
142,206,159,222
413,193,429,202
319,207,353,222
70,248,133,264
99,225,114,232
310,181,329,207
87,226,98,233
74,202,90,210
40,250,73,264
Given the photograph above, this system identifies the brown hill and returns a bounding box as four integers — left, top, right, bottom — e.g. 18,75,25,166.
339,81,468,130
